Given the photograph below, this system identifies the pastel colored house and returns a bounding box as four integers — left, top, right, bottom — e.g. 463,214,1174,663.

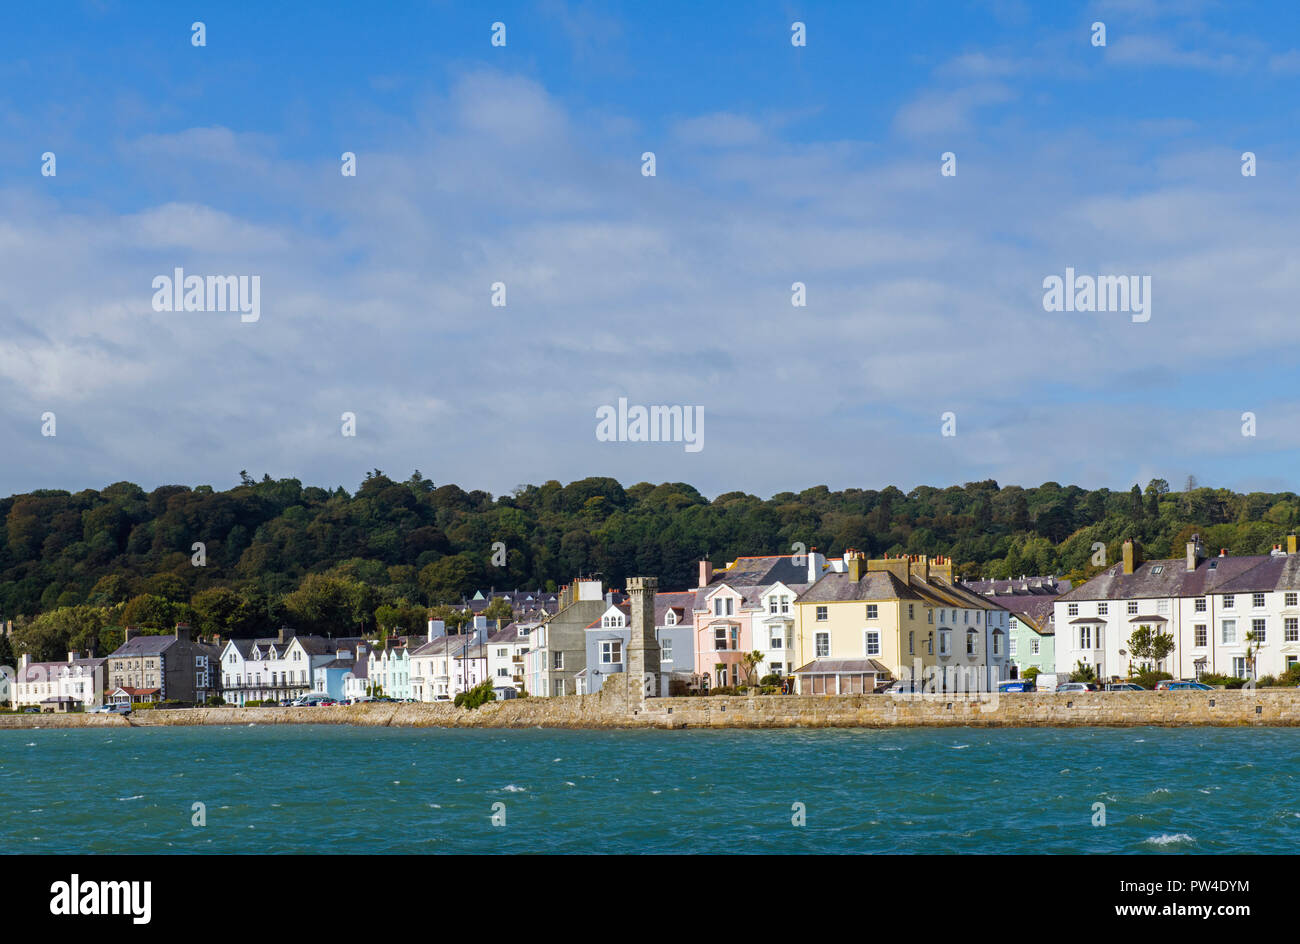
962,576,1069,679
582,590,695,695
691,555,820,689
793,551,1009,694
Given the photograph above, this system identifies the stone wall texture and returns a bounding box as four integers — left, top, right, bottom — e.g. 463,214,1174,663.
3,675,1300,730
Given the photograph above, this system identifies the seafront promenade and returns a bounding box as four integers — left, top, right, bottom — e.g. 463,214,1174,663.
4,678,1300,729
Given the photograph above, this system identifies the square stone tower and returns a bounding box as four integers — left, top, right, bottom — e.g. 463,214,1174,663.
626,576,660,702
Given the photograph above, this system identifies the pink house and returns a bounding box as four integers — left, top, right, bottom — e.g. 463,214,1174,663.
691,553,825,688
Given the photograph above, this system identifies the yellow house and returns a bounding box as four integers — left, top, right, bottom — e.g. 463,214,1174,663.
793,551,1008,693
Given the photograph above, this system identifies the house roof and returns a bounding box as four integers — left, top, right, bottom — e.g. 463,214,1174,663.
796,569,924,604
708,555,810,588
1058,554,1274,602
17,657,105,683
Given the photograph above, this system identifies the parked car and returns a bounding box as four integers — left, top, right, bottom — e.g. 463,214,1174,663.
90,703,131,714
998,679,1036,693
1057,682,1100,693
886,680,927,695
1105,682,1146,691
21,706,41,713
1159,680,1213,691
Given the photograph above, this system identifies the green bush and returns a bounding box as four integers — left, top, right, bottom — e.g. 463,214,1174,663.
1130,670,1172,690
1069,661,1098,683
1280,665,1300,686
758,674,784,687
1022,666,1041,681
206,694,226,706
454,681,497,710
1257,675,1278,688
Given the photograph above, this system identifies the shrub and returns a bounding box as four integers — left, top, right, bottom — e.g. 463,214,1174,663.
1022,666,1041,681
758,674,783,687
206,694,226,706
1280,665,1300,686
1069,661,1098,683
1131,670,1172,690
1257,675,1278,688
454,681,497,710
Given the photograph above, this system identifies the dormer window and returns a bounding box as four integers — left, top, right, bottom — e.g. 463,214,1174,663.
664,611,676,626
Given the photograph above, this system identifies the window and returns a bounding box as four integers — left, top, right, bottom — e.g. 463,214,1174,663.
1156,599,1169,615
939,631,950,656
1030,638,1040,656
1151,565,1164,575
928,609,933,624
1287,618,1298,643
600,641,622,664
714,627,732,651
816,606,828,622
769,598,778,614
1195,597,1207,612
908,631,915,655
1079,627,1093,649
939,610,945,624
1221,620,1236,645
553,652,564,670
1194,624,1207,647
497,648,508,657
1127,602,1138,615
1009,637,1018,656
976,611,981,624
769,633,784,650
866,604,878,620
664,611,675,625
908,604,914,620
660,639,673,662
993,632,1002,656
815,633,830,658
1254,593,1266,609
964,611,970,624
780,596,790,614
1287,593,1298,607
967,631,977,655
864,631,880,656
1224,595,1235,609
1098,603,1108,615
1252,618,1266,643
497,667,509,678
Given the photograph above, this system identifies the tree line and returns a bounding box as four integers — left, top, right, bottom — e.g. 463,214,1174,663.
3,470,1297,662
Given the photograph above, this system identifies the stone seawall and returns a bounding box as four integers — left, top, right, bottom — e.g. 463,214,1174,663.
3,681,1300,730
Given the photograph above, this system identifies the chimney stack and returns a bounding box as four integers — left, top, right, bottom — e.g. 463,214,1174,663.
846,549,863,582
124,626,137,642
67,651,77,663
1122,539,1137,575
1186,534,1201,572
1289,534,1298,555
806,548,825,584
698,559,713,588
427,619,445,643
625,577,661,703
174,623,192,642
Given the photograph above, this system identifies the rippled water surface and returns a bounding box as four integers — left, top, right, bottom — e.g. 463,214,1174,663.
2,725,1297,853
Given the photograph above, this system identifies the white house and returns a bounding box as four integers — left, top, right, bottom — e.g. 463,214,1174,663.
1055,536,1300,682
12,653,107,710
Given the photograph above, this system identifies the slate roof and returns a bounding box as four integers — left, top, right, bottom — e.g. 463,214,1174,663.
796,569,924,604
708,555,810,587
17,657,106,683
1009,597,1057,634
1058,554,1273,602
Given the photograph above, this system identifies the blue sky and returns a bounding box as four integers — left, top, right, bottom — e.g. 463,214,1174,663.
4,0,1300,499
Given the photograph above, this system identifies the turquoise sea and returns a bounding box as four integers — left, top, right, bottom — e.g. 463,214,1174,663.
2,725,1297,854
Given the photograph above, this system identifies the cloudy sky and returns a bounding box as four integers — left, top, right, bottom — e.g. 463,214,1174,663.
3,0,1300,500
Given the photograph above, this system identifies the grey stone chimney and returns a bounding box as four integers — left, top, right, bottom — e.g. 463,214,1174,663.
626,576,660,703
